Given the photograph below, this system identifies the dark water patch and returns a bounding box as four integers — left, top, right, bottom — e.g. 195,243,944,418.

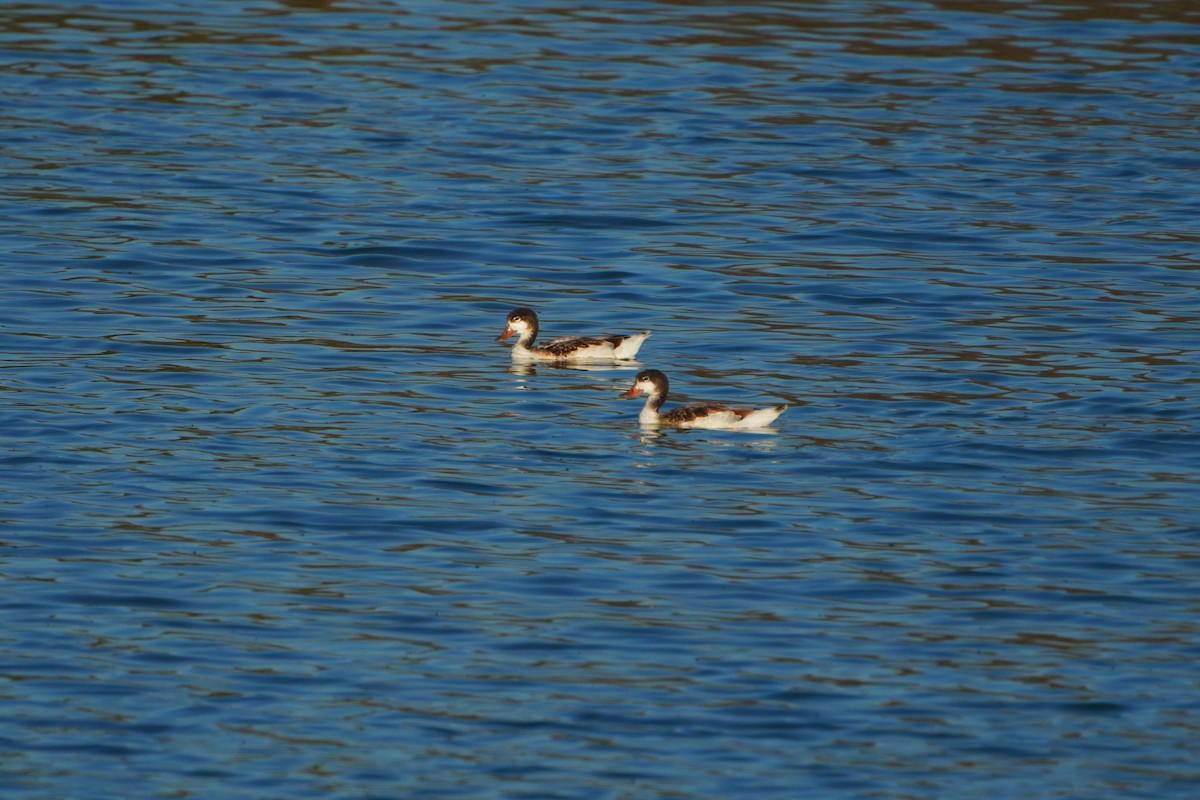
499,213,676,230
51,592,190,610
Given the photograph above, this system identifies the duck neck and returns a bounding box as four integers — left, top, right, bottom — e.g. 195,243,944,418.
512,323,539,354
639,391,665,425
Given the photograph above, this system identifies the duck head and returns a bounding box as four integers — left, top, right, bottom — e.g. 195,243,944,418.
621,368,668,399
497,307,538,342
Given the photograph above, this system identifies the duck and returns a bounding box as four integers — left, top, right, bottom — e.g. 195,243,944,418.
619,369,787,429
497,307,651,362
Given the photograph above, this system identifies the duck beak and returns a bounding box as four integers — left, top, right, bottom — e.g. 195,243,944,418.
496,325,514,342
620,384,642,399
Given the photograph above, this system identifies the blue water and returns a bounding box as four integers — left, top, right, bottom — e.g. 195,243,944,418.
3,1,1199,797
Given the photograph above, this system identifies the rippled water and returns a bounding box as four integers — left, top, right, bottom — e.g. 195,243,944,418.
3,1,1199,797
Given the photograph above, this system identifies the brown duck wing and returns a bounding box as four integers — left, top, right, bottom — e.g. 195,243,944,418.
538,336,609,357
660,402,731,425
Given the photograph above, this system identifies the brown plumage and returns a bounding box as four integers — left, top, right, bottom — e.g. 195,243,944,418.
661,402,755,425
539,334,631,358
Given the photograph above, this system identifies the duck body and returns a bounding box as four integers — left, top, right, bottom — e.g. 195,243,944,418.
497,307,650,362
620,369,787,430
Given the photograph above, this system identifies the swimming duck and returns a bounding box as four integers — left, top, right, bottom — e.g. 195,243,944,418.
620,369,787,429
497,307,650,362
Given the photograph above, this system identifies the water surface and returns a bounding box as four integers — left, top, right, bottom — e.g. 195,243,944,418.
2,1,1199,798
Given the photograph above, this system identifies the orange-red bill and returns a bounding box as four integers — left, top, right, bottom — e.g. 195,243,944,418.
496,326,514,342
620,385,642,399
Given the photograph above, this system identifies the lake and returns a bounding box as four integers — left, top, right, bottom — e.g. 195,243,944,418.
2,1,1199,797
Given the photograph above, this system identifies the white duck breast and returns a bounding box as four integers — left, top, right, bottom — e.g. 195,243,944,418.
497,307,650,362
620,368,787,430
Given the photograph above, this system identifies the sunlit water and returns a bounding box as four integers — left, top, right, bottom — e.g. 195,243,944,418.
3,1,1199,797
